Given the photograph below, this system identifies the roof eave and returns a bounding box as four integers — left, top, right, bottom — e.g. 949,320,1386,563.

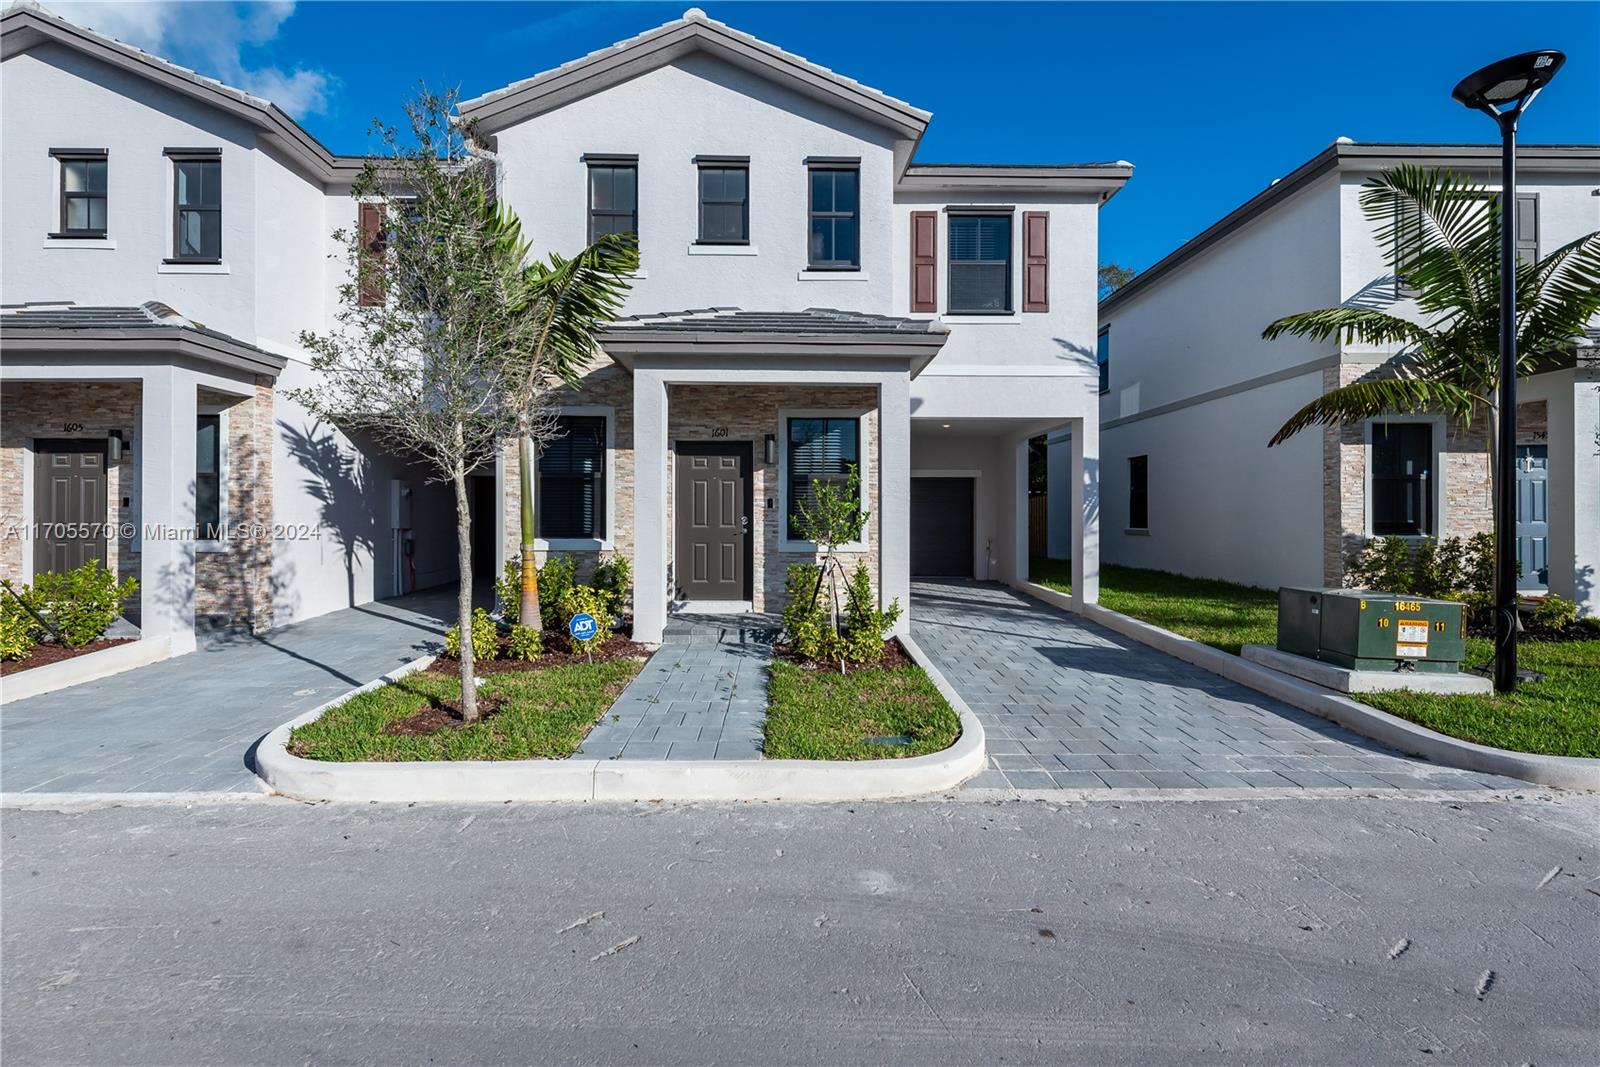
0,327,288,378
898,164,1134,200
598,330,949,377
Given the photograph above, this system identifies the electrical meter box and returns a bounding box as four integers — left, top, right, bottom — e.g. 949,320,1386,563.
1277,588,1465,673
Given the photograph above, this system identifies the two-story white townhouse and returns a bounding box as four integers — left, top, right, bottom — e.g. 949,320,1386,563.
1,4,1129,656
1076,139,1600,617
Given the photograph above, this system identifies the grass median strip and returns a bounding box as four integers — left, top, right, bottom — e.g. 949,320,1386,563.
1030,558,1599,759
289,659,643,762
764,660,960,761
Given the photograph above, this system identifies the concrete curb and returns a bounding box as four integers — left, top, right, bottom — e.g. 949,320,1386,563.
253,644,986,803
1018,581,1600,792
1,637,172,704
0,790,271,809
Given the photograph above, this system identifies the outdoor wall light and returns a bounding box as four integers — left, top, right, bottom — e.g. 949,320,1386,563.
1451,48,1565,694
763,433,776,465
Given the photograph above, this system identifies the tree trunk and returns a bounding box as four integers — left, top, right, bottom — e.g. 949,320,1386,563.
519,433,541,630
452,443,478,723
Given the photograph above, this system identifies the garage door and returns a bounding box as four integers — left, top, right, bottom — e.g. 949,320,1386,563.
911,478,973,577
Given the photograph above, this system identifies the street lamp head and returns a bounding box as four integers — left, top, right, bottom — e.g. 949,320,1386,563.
1453,50,1565,115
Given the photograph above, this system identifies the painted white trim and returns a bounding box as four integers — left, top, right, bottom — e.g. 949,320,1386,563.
777,406,873,554
533,404,616,552
19,437,35,583
41,238,116,250
687,244,759,256
918,365,1069,377
796,270,869,281
939,316,1021,326
157,261,231,275
1362,414,1447,539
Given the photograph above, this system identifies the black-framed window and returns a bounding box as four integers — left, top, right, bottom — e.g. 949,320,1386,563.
1371,423,1433,536
1128,454,1148,531
540,416,607,540
948,213,1012,313
196,414,222,541
588,163,637,243
698,165,748,244
54,152,107,237
786,416,860,540
1097,328,1110,395
170,154,221,261
807,167,859,269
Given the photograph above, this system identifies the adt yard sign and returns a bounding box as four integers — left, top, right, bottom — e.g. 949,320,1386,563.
568,612,599,642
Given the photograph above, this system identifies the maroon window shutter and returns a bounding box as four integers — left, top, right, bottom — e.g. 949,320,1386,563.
358,202,386,307
1023,211,1048,312
910,210,937,313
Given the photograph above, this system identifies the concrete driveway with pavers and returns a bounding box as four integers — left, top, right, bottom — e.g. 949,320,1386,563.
0,588,453,795
911,580,1525,792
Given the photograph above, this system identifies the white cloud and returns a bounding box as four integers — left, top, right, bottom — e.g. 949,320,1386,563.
48,0,332,116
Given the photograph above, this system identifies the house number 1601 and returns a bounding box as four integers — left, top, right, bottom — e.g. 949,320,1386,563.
709,426,729,438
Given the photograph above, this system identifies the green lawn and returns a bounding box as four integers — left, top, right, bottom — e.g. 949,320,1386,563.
765,661,961,761
1029,558,1600,759
289,659,642,762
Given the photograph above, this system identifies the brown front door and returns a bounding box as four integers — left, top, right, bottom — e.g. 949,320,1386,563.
33,439,109,575
675,441,751,603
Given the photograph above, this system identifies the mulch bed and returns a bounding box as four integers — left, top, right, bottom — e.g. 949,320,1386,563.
382,693,509,736
428,630,651,676
1,638,134,676
776,636,916,671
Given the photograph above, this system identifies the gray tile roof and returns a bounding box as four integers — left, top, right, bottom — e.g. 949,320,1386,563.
604,307,944,336
0,301,285,373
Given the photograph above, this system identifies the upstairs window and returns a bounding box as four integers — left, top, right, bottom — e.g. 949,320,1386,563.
1097,328,1110,395
1128,454,1148,531
786,416,860,541
807,166,859,269
948,213,1012,314
52,151,107,237
1371,422,1433,536
167,150,221,262
588,160,638,244
540,415,607,540
697,162,749,244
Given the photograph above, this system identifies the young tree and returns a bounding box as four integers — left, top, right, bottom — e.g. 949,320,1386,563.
1097,262,1137,300
1263,164,1600,567
792,465,868,640
291,88,540,721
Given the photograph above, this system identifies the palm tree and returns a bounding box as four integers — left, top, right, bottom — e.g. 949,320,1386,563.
1263,163,1600,561
502,232,638,631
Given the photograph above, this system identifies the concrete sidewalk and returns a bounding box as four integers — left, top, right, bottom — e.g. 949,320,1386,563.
0,588,454,795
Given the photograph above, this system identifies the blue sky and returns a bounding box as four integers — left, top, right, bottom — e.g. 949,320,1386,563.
56,1,1600,272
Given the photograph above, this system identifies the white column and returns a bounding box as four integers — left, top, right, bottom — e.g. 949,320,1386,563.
1568,369,1600,617
632,369,669,644
1046,429,1072,560
1071,414,1100,609
1008,436,1029,587
878,375,911,633
139,365,198,654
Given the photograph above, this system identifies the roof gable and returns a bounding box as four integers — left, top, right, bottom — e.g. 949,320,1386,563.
459,9,930,146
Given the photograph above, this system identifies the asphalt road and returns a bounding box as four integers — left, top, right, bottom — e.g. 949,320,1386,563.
3,793,1597,1066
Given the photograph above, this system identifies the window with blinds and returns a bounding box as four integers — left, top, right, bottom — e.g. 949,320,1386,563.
540,416,607,539
786,416,860,540
948,214,1012,313
1371,422,1432,536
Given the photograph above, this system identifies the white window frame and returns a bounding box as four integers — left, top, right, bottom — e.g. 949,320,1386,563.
534,404,615,552
1362,414,1447,540
777,407,871,554
195,404,229,553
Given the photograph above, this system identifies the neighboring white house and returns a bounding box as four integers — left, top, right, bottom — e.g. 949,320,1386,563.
0,4,1129,653
1060,139,1600,616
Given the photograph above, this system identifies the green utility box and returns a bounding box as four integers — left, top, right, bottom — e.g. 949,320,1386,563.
1277,588,1466,673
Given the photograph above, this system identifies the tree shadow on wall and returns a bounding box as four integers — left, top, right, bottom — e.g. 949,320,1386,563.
279,419,378,611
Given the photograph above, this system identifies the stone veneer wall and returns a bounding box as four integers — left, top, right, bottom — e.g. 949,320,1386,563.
500,365,882,616
0,377,276,631
1321,362,1548,585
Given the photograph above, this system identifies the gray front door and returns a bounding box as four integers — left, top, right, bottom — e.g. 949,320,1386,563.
33,439,109,575
675,441,751,602
1516,444,1548,591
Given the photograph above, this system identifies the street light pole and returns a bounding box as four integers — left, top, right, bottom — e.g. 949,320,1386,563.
1451,50,1565,694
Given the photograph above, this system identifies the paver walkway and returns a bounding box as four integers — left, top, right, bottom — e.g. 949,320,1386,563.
911,580,1525,791
1,588,454,795
581,613,775,760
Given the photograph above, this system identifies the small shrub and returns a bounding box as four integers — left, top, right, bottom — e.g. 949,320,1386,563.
1532,595,1579,633
1346,536,1417,594
782,563,835,661
539,554,578,618
0,595,39,661
26,561,139,648
840,562,901,663
444,607,499,661
495,555,523,624
592,553,631,621
557,585,611,653
1345,534,1499,603
506,623,543,661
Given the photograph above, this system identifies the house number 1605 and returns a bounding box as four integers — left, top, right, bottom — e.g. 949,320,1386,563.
709,426,729,438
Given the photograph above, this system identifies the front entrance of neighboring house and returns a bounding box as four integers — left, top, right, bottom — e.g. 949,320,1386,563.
911,476,974,578
33,438,108,574
1517,444,1549,591
674,441,752,605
